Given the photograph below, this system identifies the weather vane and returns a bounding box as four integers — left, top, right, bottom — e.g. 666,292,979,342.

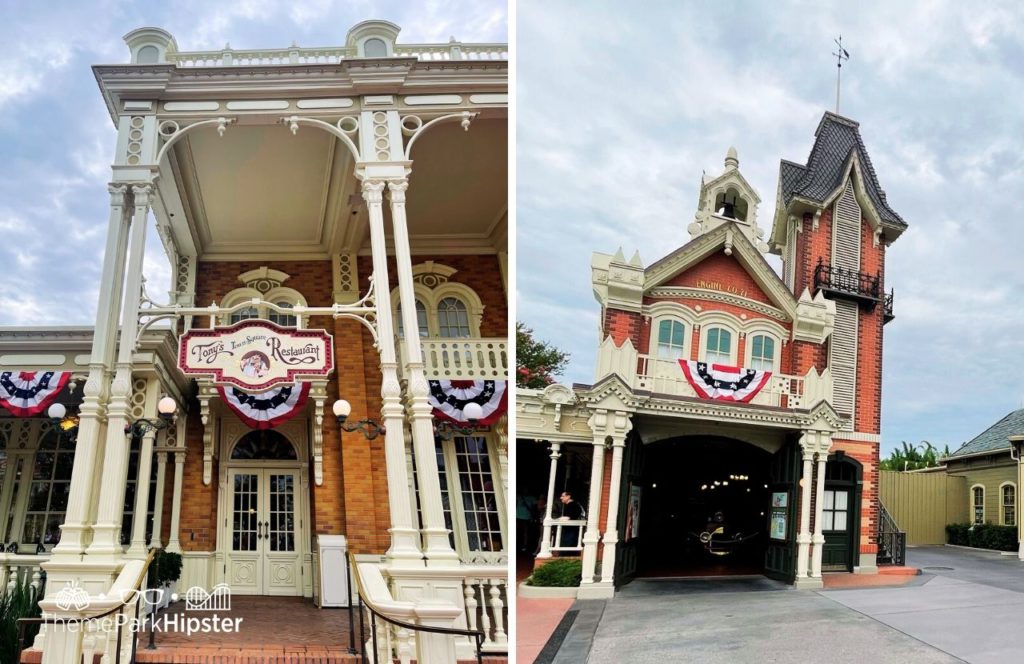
833,35,850,114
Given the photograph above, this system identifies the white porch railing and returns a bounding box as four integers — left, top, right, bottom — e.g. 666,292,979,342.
400,338,509,380
636,356,813,409
167,42,508,68
460,565,508,653
0,554,46,594
537,519,586,558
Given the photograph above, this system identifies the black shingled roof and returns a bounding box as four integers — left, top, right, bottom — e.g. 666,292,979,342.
946,409,1024,459
780,112,907,229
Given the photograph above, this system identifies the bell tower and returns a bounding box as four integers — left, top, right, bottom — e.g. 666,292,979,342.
688,147,770,253
769,112,907,435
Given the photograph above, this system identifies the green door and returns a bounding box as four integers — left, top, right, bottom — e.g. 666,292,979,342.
764,439,799,582
822,454,862,573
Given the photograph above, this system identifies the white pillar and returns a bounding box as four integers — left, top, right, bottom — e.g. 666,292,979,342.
388,178,459,568
811,448,830,578
796,441,814,581
579,438,606,585
166,450,185,554
51,184,131,559
87,184,153,559
127,426,158,557
600,435,627,584
537,442,561,559
151,450,168,549
363,177,422,568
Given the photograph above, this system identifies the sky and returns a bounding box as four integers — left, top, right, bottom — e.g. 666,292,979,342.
0,0,505,325
517,0,1024,456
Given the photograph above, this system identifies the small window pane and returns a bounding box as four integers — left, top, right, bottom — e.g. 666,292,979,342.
833,512,847,531
705,328,732,365
269,302,296,327
835,491,848,510
824,491,834,510
438,298,471,338
230,307,258,324
656,320,686,360
397,300,429,338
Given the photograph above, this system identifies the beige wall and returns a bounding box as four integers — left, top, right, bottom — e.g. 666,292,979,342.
945,455,1018,527
879,470,968,545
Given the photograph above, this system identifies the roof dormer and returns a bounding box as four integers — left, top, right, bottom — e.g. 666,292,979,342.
688,147,768,253
345,20,402,57
123,27,177,64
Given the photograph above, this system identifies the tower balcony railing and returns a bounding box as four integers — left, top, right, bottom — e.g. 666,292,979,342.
167,41,508,68
813,259,895,321
635,356,823,410
399,337,509,381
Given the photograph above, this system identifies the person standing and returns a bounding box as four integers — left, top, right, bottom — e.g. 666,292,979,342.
558,490,585,551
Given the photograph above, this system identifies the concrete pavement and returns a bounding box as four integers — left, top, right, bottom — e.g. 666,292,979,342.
530,547,1024,663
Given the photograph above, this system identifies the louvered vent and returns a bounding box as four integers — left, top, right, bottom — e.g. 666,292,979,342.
832,180,861,271
785,225,798,291
829,299,858,420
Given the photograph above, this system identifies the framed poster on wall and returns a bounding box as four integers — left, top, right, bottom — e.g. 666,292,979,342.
770,491,788,540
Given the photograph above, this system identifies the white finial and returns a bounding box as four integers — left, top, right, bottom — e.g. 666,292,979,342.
725,146,739,170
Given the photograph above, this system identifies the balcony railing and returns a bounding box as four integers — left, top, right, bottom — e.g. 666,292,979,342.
537,519,586,558
813,258,882,303
400,338,508,380
883,290,895,323
636,356,816,409
167,42,508,68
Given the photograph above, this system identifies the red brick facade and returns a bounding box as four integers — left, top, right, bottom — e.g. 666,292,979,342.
166,255,506,556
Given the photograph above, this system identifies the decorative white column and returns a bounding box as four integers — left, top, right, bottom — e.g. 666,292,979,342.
51,184,132,559
811,440,832,578
536,442,561,559
796,436,815,583
579,430,606,586
388,177,459,568
88,184,153,560
127,421,158,557
151,449,168,549
363,177,423,568
600,433,628,584
166,450,185,554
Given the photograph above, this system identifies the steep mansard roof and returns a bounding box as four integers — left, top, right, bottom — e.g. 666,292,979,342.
780,112,907,230
947,409,1024,458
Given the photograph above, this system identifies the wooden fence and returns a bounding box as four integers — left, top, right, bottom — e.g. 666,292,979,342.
879,470,967,545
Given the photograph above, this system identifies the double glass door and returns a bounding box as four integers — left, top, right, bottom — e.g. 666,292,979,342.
227,468,301,595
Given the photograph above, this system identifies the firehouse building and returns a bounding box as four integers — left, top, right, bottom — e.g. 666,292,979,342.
518,112,905,597
0,21,508,662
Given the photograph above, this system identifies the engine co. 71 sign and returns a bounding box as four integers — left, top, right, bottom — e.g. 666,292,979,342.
178,320,334,390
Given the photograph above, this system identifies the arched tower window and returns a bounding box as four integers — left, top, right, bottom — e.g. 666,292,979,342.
655,319,686,360
437,297,472,338
364,38,387,57
704,327,733,365
231,430,298,460
714,187,749,222
748,334,776,371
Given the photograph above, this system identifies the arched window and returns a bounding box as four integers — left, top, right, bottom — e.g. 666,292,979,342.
231,431,298,460
397,300,429,339
1002,483,1016,526
749,334,776,371
972,485,985,525
269,302,296,327
704,327,733,365
364,38,388,57
655,319,686,360
437,298,472,338
230,306,258,325
22,430,73,546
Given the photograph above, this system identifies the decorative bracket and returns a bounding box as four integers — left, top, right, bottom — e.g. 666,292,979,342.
198,385,216,485
309,381,328,486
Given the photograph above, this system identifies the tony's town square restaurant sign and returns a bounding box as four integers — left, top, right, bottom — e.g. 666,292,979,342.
178,320,334,390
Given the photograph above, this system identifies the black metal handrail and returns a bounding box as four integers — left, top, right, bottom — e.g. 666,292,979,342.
814,258,881,301
877,502,906,566
346,551,486,664
15,547,160,664
883,290,895,319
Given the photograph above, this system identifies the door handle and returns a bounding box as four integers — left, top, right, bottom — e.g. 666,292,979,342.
256,520,263,540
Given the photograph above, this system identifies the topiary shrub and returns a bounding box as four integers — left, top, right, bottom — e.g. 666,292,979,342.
147,550,184,588
526,559,582,587
947,523,1018,551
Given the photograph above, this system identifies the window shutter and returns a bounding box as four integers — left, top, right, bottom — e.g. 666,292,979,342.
829,299,858,420
832,181,861,271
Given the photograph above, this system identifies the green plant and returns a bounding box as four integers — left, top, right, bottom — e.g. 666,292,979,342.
147,550,183,588
0,577,43,664
946,523,1018,551
516,322,570,389
946,523,970,546
526,559,582,587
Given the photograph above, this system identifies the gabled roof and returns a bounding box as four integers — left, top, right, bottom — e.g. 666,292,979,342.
946,409,1024,458
781,112,906,230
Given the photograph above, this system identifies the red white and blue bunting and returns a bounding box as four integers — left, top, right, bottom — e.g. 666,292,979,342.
217,383,310,430
679,361,772,403
0,371,71,417
428,380,508,425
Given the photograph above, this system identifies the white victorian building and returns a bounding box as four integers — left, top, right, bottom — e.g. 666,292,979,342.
0,20,508,664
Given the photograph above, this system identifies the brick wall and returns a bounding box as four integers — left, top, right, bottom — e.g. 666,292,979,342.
662,252,773,304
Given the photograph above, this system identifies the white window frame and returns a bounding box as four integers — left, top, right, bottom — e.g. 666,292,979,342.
1000,482,1016,527
436,434,507,562
220,286,308,327
701,325,736,366
745,332,780,373
653,317,688,360
391,282,484,339
971,484,985,525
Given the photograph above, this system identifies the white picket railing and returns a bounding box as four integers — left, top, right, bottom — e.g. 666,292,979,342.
460,565,508,653
167,42,507,68
0,554,46,594
400,337,509,380
537,519,586,558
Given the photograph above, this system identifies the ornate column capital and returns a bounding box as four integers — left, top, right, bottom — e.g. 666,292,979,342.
107,183,129,205
131,183,154,206
361,178,386,202
387,178,409,203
